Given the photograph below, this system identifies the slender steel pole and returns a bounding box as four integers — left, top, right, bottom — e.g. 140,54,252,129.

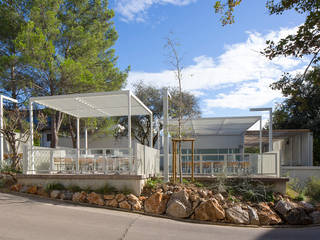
149,114,153,147
191,140,194,182
269,109,273,151
84,127,88,155
76,117,80,173
128,91,132,173
29,101,34,174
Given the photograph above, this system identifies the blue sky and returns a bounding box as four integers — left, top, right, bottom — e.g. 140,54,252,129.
109,0,306,127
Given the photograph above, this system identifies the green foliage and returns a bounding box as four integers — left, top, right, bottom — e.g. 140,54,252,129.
95,183,117,194
45,183,66,192
145,178,163,189
271,67,320,165
193,181,204,188
120,186,132,195
66,185,83,193
305,177,320,203
182,179,190,185
244,147,259,154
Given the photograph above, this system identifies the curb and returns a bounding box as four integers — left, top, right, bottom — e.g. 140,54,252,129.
2,190,320,229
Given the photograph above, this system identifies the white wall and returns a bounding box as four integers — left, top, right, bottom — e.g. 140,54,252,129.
281,166,320,185
273,132,313,166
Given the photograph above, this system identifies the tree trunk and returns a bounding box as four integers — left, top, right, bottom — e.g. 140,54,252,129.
50,111,64,148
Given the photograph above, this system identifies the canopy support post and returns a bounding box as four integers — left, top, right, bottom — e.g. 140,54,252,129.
0,96,3,168
128,91,132,173
163,88,169,183
76,117,80,173
85,127,88,155
29,101,34,174
149,114,153,148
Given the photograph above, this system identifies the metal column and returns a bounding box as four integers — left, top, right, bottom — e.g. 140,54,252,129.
29,101,34,174
149,114,153,147
269,109,273,151
163,88,169,183
84,127,88,155
128,91,132,173
76,117,80,173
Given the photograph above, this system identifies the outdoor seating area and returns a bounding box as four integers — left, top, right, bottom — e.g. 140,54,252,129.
23,91,160,177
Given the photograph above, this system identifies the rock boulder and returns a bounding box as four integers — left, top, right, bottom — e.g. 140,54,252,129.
226,205,249,224
87,192,104,206
194,199,225,221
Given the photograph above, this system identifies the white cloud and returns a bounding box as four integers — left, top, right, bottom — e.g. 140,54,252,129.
127,27,308,111
115,0,197,21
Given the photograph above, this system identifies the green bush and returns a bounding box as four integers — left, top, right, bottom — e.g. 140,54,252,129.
95,183,117,194
66,185,83,192
193,181,204,188
45,183,66,192
305,177,320,202
145,178,163,189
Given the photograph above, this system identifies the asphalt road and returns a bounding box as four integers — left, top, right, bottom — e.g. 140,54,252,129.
0,192,319,240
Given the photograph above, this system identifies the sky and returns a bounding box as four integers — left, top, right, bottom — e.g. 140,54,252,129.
108,0,307,129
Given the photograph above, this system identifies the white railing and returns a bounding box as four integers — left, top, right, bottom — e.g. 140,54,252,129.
160,152,279,177
23,144,160,177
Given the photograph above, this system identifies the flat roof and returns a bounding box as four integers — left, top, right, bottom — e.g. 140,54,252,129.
30,91,152,118
169,116,260,136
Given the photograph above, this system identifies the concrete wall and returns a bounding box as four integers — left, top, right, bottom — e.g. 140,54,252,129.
16,174,147,195
281,166,320,186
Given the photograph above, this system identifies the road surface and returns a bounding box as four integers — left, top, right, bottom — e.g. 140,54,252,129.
0,192,319,240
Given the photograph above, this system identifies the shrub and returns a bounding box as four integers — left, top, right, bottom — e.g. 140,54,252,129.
66,185,83,193
305,177,320,203
45,183,66,192
145,177,163,189
193,181,204,188
95,183,117,194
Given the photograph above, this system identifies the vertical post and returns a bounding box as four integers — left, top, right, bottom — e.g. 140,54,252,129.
163,88,169,182
269,109,273,151
259,116,262,155
191,140,194,181
29,101,34,174
84,127,88,155
149,114,153,148
128,91,132,173
0,95,3,168
76,117,80,173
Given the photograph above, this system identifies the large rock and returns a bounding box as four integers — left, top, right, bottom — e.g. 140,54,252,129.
127,194,142,211
144,192,167,214
27,186,37,194
36,188,49,198
299,201,315,213
119,200,131,210
194,199,225,221
10,184,22,192
274,200,295,217
256,203,282,225
115,193,126,202
247,206,260,225
20,185,29,193
50,190,60,199
286,208,312,225
103,194,115,200
166,199,190,218
309,211,320,224
60,191,73,200
226,205,249,224
213,193,224,203
106,199,118,207
170,190,192,209
87,192,104,206
72,191,87,203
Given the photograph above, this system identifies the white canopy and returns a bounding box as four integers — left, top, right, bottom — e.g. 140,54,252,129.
30,90,152,118
28,90,153,174
169,116,260,136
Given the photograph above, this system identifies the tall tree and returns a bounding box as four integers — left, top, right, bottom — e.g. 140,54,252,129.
114,82,201,147
214,0,320,72
271,66,320,165
16,0,128,148
0,0,33,103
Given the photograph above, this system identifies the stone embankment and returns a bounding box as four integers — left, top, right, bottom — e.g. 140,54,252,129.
9,183,320,226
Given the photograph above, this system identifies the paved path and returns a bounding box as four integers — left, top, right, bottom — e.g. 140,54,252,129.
0,192,319,240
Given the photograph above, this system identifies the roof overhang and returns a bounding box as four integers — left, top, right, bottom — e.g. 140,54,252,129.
30,91,152,118
169,116,260,136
